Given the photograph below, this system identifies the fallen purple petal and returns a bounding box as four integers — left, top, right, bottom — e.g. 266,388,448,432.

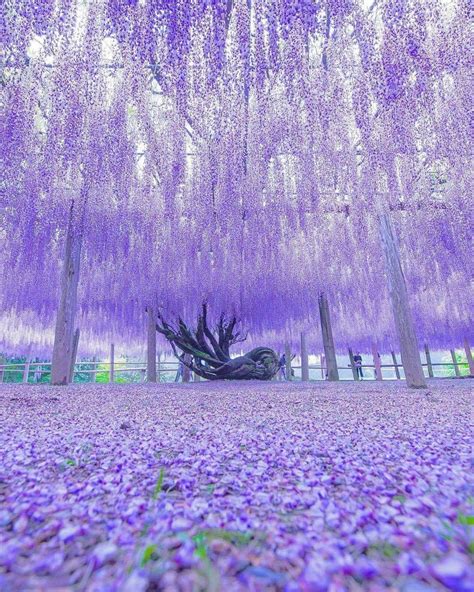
0,380,471,590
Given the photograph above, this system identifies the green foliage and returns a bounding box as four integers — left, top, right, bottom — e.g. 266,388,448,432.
73,360,99,383
441,350,469,377
95,366,111,383
193,532,209,560
152,468,165,499
366,541,400,559
0,353,153,384
193,528,254,547
392,494,406,503
58,457,77,471
458,513,474,526
0,354,29,383
140,543,159,566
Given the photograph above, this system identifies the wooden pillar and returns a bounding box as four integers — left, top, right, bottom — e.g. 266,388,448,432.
391,351,401,379
372,344,382,381
379,213,426,388
320,354,326,379
68,328,80,383
51,196,85,385
91,356,97,383
450,349,460,377
318,293,339,381
463,338,474,376
157,353,161,383
183,354,191,383
23,357,31,384
285,342,292,381
300,332,309,381
110,343,115,383
348,348,359,381
146,307,157,382
424,343,434,378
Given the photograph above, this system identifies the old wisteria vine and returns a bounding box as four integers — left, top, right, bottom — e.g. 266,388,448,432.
1,0,472,355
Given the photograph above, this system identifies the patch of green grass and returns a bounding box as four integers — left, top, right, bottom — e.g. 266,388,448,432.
194,528,255,546
458,513,474,526
58,457,77,471
188,528,256,566
193,532,209,560
393,494,406,503
367,542,400,559
190,532,222,592
439,518,455,541
152,468,165,499
139,521,152,538
140,543,159,566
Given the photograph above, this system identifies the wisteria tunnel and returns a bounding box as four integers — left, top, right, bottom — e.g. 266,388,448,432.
1,0,472,590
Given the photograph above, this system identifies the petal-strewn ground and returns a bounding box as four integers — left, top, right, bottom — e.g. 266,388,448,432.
0,380,472,591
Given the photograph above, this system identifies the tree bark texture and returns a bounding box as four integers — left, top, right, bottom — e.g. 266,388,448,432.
318,293,339,381
379,213,427,388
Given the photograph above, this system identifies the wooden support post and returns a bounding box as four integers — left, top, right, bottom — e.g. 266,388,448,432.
301,332,309,381
91,356,97,383
321,354,326,379
0,355,4,383
463,338,474,376
23,358,31,384
51,196,85,385
450,349,460,377
285,342,292,381
146,307,157,382
424,343,434,378
348,348,359,381
110,343,115,383
318,293,339,381
183,354,191,383
391,351,401,379
379,212,426,388
68,328,80,383
157,353,161,383
372,344,382,380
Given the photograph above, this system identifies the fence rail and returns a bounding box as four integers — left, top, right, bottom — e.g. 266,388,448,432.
0,359,470,383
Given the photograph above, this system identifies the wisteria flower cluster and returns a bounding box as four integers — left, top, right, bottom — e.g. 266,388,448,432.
1,0,472,355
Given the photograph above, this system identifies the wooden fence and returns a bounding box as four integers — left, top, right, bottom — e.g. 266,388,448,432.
0,358,471,383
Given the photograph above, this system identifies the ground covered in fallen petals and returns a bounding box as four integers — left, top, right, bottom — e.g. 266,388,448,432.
0,380,472,592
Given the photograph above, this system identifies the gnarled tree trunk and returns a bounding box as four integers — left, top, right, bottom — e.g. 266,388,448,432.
156,303,279,380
